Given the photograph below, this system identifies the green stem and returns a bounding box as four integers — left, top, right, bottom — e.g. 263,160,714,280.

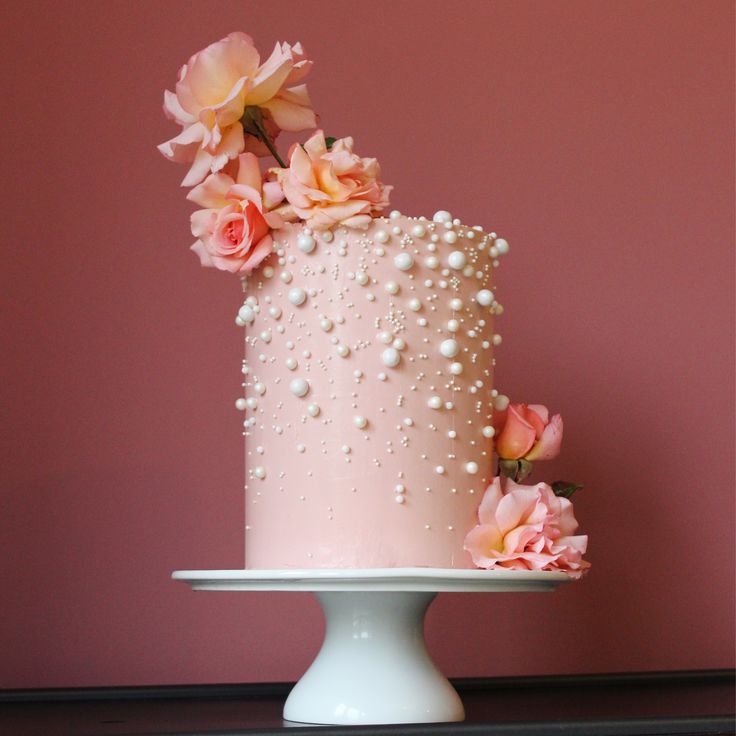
251,116,286,168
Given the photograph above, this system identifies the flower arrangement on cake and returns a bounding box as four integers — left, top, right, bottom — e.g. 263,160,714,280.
159,32,589,577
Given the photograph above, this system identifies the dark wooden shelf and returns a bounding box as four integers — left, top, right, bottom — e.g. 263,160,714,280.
1,670,734,736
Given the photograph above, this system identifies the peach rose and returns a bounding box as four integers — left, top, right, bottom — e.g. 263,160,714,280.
269,130,392,230
464,477,589,578
493,402,563,461
188,153,284,274
159,32,316,186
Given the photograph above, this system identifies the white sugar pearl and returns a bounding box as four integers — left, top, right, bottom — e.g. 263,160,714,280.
285,357,298,370
320,318,333,332
450,298,463,311
297,234,316,253
336,344,350,358
433,210,452,223
385,281,400,294
445,401,454,410
465,461,479,475
341,445,351,454
447,250,465,269
392,338,406,351
389,210,401,219
307,403,320,417
394,252,414,271
375,229,389,243
428,396,442,409
280,271,293,283
245,397,258,410
447,319,459,332
378,331,393,344
382,347,401,368
448,430,457,439
395,483,406,494
321,230,334,243
408,298,422,311
262,266,274,278
476,289,494,306
377,372,387,381
289,378,309,397
403,417,414,426
395,495,406,504
254,382,266,395
495,238,509,254
297,444,306,453
260,330,271,343
444,231,459,245
412,224,426,237
440,339,459,358
482,426,495,438
435,465,445,475
269,306,282,319
235,316,246,327
288,287,306,306
425,256,439,269
235,398,247,411
353,415,367,429
449,362,463,375
418,317,428,326
253,466,266,479
238,305,255,323
494,394,510,411
356,271,369,286
493,334,503,346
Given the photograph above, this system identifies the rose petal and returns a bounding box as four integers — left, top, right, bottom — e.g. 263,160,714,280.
494,404,537,460
526,414,563,461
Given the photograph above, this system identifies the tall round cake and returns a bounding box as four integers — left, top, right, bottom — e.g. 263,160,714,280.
240,212,504,568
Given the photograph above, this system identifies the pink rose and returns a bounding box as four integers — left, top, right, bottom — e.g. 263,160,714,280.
464,477,589,578
269,130,392,230
188,153,284,274
159,32,316,186
493,402,563,461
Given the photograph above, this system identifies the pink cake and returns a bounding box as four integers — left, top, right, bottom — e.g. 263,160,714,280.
160,31,589,577
239,214,506,568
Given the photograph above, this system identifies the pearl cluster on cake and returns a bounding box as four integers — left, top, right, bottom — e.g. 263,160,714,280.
238,211,509,568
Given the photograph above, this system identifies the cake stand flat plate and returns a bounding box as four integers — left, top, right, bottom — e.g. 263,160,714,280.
172,567,570,592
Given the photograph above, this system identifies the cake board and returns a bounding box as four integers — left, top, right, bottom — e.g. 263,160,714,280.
172,567,569,726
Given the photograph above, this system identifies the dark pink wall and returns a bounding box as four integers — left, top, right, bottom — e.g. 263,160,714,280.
2,0,733,688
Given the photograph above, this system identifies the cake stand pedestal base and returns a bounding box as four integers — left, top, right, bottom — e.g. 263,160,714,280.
172,568,569,726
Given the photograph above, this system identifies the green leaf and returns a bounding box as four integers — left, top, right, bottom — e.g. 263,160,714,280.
325,136,337,149
551,481,584,499
498,459,534,483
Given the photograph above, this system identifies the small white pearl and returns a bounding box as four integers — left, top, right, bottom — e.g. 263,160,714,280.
280,271,293,283
447,250,465,269
476,289,494,306
494,394,510,411
269,306,282,319
408,298,422,311
374,229,390,243
395,495,406,504
341,445,351,454
254,382,266,395
385,281,400,294
403,417,414,427
378,331,393,344
235,316,246,327
433,210,452,223
392,338,406,351
449,362,463,375
435,465,446,475
238,305,255,323
235,398,247,411
289,378,309,397
321,230,334,243
492,334,503,346
356,271,369,286
320,318,333,332
440,339,459,358
253,466,266,479
382,347,401,368
417,317,428,326
389,209,402,219
245,397,258,410
495,238,509,254
448,430,457,439
377,372,387,381
482,426,495,438
288,287,306,306
447,319,459,332
336,344,350,358
262,266,274,278
444,231,459,245
353,415,367,429
285,357,298,371
297,444,306,453
297,234,316,253
428,396,442,409
394,252,414,271
465,461,479,475
307,403,320,417
425,255,439,269
450,298,463,311
412,224,426,237
394,483,406,494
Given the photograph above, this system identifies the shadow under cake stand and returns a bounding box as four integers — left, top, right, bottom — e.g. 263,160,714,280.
172,567,569,726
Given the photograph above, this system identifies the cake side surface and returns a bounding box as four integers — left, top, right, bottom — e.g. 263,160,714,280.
241,213,501,568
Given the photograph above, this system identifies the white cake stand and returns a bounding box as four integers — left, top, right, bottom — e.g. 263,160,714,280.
172,568,569,726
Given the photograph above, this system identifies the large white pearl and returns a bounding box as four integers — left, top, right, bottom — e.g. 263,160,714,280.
374,229,390,243
289,378,310,397
475,289,494,306
428,396,442,409
238,305,255,323
495,238,509,254
285,357,298,371
440,339,459,358
433,210,452,223
297,234,316,253
235,398,247,411
482,426,495,438
443,231,459,245
253,466,266,479
408,297,422,311
382,347,401,368
449,362,463,375
450,298,463,311
447,250,466,269
288,287,307,306
447,319,459,332
307,403,320,417
384,281,399,294
353,415,367,429
412,224,426,238
394,252,414,271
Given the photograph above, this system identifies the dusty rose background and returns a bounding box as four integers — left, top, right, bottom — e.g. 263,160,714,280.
2,0,734,688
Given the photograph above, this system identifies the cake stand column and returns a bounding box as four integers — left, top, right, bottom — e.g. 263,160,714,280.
283,590,464,725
